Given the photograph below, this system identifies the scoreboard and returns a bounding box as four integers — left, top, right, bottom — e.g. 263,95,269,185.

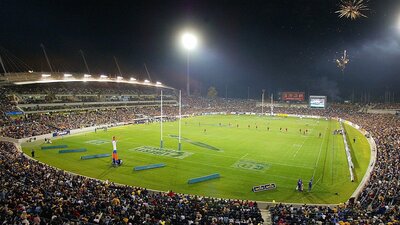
281,92,305,101
309,96,327,108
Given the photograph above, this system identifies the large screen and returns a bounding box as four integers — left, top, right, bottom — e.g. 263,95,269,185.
281,92,305,101
309,96,327,108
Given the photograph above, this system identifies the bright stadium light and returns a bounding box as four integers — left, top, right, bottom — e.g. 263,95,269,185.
84,74,91,78
100,75,108,79
117,76,123,80
144,79,150,83
64,73,72,77
130,77,137,81
156,81,162,85
181,32,198,50
41,74,51,77
28,70,33,73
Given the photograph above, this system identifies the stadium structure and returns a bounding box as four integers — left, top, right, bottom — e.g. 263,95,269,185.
1,68,399,224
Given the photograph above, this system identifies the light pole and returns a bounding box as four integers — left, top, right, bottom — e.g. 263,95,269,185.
178,90,182,151
160,89,163,148
270,93,274,116
181,32,198,96
261,89,265,115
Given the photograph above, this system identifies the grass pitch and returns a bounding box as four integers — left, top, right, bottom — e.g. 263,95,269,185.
22,115,370,204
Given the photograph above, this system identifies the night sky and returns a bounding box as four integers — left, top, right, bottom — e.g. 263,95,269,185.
1,0,400,100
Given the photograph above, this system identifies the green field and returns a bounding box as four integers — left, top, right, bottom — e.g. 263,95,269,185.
22,115,370,204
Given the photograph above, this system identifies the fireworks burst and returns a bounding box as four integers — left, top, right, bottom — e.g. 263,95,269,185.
336,0,369,20
336,50,350,72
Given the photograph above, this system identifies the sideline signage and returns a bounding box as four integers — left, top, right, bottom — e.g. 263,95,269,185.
252,183,276,192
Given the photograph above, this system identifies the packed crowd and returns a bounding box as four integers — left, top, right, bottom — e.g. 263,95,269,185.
6,82,176,104
0,108,140,139
6,82,169,96
0,141,264,224
19,100,177,112
0,87,18,126
370,103,400,110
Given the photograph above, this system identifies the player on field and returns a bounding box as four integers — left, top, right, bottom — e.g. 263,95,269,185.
297,179,303,192
112,136,122,166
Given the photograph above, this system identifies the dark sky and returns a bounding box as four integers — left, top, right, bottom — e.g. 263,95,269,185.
1,0,400,100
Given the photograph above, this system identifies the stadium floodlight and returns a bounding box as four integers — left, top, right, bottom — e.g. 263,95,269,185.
41,74,51,77
181,31,198,96
64,73,73,77
156,81,162,85
181,32,198,51
84,74,91,78
130,77,137,81
144,79,150,83
117,76,123,80
28,70,33,73
100,75,108,79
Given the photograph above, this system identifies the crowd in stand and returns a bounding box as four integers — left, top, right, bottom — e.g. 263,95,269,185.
370,103,400,110
6,82,169,96
6,82,176,104
0,142,264,224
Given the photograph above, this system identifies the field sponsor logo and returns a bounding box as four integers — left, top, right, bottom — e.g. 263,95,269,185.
85,140,109,145
252,183,276,192
52,130,70,137
232,160,270,171
131,146,193,159
276,113,288,117
169,135,222,151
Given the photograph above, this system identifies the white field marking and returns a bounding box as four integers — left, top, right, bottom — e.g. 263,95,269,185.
312,125,328,179
188,150,314,169
292,135,309,158
239,153,249,160
183,159,300,181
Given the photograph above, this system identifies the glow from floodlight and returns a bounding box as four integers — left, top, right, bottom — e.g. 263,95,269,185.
84,74,91,78
398,15,400,31
64,73,72,77
117,76,123,80
28,70,33,73
100,75,108,79
156,81,162,85
144,79,150,83
130,77,137,81
181,32,198,50
41,74,51,77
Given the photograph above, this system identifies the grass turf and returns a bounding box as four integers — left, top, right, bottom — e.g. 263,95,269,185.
22,115,370,204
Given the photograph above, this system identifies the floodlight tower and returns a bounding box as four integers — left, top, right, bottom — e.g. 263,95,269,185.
181,32,198,96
